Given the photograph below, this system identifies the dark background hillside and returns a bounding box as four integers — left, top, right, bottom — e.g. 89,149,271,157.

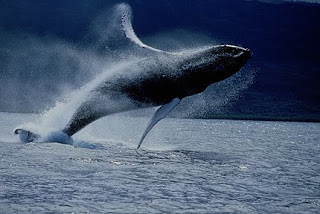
0,0,319,121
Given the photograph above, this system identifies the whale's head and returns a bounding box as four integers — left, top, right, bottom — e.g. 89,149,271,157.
178,44,251,96
181,45,251,80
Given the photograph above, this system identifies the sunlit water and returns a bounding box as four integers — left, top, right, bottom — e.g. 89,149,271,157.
0,112,319,213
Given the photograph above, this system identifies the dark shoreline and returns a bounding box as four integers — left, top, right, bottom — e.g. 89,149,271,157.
1,111,319,123
191,114,320,123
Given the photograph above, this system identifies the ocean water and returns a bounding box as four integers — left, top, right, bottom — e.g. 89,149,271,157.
0,112,319,213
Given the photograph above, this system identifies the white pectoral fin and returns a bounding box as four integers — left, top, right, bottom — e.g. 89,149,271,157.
121,13,166,53
137,98,180,149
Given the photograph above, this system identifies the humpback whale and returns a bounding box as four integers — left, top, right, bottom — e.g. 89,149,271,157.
14,10,251,149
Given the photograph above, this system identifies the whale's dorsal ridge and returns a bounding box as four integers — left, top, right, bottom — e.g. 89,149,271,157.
121,13,167,53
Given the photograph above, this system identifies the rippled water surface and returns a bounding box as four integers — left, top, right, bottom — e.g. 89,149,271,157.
0,112,319,213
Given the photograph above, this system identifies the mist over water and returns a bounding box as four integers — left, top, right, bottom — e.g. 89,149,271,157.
4,3,255,142
174,64,257,118
0,33,96,110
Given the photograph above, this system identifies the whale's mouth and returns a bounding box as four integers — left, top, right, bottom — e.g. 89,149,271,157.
234,48,251,58
217,45,251,60
237,47,251,61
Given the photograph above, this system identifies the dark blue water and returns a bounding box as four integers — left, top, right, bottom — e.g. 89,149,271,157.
0,112,319,213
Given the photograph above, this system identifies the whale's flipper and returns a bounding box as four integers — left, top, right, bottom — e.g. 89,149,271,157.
137,98,180,149
121,13,166,53
14,129,40,143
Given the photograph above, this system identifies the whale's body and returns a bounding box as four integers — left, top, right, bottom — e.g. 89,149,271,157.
14,8,251,148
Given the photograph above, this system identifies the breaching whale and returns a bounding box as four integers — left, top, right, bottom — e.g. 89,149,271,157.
14,11,251,149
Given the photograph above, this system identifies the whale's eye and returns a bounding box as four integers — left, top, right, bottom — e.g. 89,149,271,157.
231,48,238,54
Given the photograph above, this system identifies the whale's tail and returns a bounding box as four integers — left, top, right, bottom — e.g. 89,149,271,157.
14,128,73,144
14,128,40,143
